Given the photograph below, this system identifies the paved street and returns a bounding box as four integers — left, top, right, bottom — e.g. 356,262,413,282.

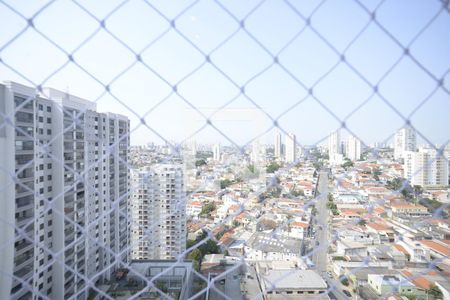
313,172,351,300
313,171,329,273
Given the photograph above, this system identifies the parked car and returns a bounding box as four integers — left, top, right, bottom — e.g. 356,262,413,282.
343,289,351,297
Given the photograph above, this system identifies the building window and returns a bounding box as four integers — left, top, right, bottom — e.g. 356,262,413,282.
38,104,43,111
47,106,51,112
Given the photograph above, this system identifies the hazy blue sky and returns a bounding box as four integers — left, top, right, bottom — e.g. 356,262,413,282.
1,0,449,147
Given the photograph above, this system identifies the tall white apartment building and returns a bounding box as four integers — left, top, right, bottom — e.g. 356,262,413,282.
346,135,361,161
328,130,344,166
285,133,296,163
274,132,282,159
404,148,448,187
328,130,341,155
0,82,130,300
131,164,186,260
394,126,416,160
251,139,262,164
212,144,221,162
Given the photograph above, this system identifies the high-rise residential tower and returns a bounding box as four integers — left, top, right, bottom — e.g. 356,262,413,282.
212,144,221,162
285,133,296,163
404,148,448,187
274,132,282,160
0,82,130,300
328,130,341,155
328,130,344,165
130,164,186,260
346,135,362,161
394,126,417,160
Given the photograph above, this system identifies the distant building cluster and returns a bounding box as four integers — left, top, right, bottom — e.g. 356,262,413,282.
1,81,449,300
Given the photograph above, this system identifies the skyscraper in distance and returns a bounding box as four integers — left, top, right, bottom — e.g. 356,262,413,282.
394,126,417,160
347,135,362,161
285,133,296,163
328,130,344,165
212,144,221,162
274,131,282,160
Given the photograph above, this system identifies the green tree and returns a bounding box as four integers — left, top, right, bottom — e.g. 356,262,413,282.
198,239,220,256
404,294,417,300
266,162,281,173
340,277,349,286
192,260,200,272
199,203,215,216
220,179,233,189
290,189,305,197
328,193,334,202
358,219,367,226
195,159,207,167
341,159,354,170
387,178,404,190
186,239,196,249
187,248,202,262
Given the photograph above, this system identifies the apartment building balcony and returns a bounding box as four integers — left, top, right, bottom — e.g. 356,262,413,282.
15,241,33,255
65,248,75,258
16,214,33,228
64,285,75,298
64,270,73,279
14,253,33,270
64,206,75,216
65,226,75,236
77,260,84,270
14,265,33,279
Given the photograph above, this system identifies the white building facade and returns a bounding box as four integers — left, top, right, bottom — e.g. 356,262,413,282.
404,148,448,187
274,132,282,160
212,144,221,162
0,82,130,300
394,126,416,160
346,135,361,161
328,130,344,166
285,133,296,163
131,164,186,260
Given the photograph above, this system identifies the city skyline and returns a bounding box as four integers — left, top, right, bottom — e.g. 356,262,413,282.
1,1,450,299
0,1,448,146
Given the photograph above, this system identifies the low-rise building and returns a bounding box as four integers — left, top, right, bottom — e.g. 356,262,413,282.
244,233,302,263
257,263,328,299
390,203,429,217
367,274,425,298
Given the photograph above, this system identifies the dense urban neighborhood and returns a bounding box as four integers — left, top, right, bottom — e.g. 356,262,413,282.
124,127,450,300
